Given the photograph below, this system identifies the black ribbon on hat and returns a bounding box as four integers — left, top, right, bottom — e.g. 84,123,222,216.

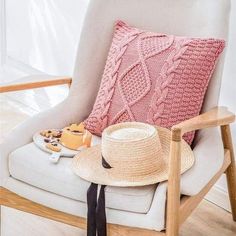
102,155,112,169
87,183,98,236
87,155,112,236
87,184,107,236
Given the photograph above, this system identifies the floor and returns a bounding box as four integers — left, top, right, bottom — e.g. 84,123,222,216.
180,200,236,236
0,68,236,235
1,200,235,236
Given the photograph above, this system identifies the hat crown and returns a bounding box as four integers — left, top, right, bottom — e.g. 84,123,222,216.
109,127,151,140
101,122,164,180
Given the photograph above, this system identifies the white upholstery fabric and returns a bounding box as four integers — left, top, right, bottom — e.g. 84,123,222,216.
0,0,231,231
6,127,225,231
8,128,224,199
4,178,167,231
8,140,157,214
181,128,225,195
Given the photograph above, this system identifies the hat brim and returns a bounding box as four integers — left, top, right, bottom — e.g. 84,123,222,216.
72,127,194,187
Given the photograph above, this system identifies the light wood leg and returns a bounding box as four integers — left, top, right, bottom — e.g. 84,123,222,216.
221,125,236,221
166,135,181,236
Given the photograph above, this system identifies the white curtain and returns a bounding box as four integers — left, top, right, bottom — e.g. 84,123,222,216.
6,0,89,75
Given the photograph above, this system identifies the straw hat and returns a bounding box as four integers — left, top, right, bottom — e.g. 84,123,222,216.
72,122,194,187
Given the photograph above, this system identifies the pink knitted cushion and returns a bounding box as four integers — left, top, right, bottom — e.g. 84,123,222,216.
84,21,225,144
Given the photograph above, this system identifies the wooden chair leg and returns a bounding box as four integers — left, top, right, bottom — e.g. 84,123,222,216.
166,137,181,236
221,125,236,221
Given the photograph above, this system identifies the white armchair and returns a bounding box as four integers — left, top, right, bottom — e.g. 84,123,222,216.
0,1,235,236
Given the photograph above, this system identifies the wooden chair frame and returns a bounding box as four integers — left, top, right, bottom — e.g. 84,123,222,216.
0,78,235,236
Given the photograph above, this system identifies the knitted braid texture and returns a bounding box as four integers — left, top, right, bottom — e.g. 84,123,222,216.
84,21,225,144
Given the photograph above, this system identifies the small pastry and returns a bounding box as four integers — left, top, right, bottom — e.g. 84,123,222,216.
44,138,50,143
46,143,61,152
69,123,85,133
40,129,62,139
45,133,52,138
40,130,47,136
40,130,51,137
60,123,92,150
51,130,62,138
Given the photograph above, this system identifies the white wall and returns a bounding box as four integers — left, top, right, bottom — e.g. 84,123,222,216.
2,0,236,209
213,0,236,206
220,0,236,137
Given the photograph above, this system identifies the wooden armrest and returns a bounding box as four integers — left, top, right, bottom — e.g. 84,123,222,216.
0,75,72,93
171,106,235,140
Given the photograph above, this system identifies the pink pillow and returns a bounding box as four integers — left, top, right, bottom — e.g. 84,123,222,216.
84,21,225,144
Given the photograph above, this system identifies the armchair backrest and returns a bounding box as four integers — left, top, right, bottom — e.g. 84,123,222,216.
70,0,231,121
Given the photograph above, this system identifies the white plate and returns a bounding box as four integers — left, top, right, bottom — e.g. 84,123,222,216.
33,130,78,157
33,130,101,163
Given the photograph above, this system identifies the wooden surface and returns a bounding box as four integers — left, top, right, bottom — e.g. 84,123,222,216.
165,106,235,235
0,76,72,93
166,139,181,236
180,200,236,236
172,107,235,138
221,125,236,220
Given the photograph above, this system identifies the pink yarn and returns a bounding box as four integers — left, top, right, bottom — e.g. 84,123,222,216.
84,21,225,144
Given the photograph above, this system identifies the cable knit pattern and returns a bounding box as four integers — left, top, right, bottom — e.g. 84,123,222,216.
147,39,190,124
85,21,142,133
84,21,225,144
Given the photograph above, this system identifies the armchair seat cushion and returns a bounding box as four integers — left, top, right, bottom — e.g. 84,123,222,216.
8,138,157,214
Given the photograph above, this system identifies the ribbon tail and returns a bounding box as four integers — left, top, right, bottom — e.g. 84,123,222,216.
96,185,107,236
87,183,98,236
